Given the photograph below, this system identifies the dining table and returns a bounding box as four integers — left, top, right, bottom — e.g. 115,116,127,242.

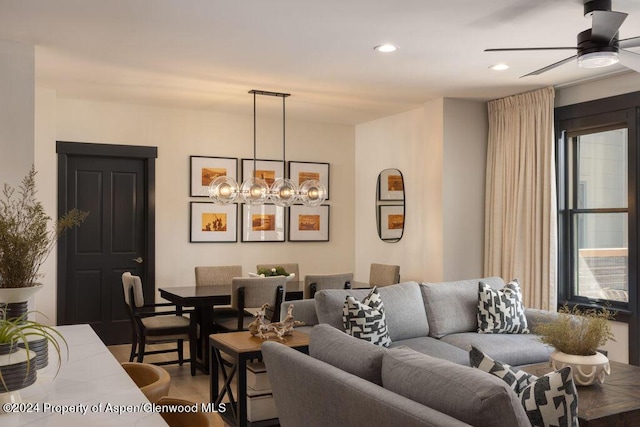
158,280,370,374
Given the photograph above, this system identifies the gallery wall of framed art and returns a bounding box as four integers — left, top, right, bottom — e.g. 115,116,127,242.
188,155,331,243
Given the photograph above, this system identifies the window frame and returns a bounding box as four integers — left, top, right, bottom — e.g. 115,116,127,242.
555,91,640,365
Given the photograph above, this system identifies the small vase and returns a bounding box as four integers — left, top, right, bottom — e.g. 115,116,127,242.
549,350,610,386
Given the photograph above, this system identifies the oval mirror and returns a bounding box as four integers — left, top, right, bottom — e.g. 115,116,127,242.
376,168,405,242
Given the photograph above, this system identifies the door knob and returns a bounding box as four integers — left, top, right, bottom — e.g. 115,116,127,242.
133,257,143,264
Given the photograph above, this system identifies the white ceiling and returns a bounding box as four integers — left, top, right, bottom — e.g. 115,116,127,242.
1,0,639,125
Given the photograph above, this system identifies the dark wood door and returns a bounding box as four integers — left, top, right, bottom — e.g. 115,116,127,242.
57,142,157,345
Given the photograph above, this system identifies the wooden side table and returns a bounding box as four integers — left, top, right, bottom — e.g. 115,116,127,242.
209,330,310,427
522,360,640,426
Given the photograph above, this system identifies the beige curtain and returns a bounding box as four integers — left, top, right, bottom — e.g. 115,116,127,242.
484,86,557,310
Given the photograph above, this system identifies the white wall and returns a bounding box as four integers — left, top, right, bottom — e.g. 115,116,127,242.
0,40,34,188
34,94,355,322
443,99,487,281
354,98,487,284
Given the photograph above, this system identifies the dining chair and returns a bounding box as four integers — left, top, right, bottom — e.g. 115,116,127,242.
194,265,242,316
121,362,171,403
256,263,300,279
157,397,211,427
304,273,353,299
215,276,286,332
369,263,401,287
121,272,195,369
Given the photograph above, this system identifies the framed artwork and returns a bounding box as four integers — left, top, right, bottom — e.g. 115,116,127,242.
288,205,330,242
190,156,237,197
190,202,237,243
242,159,284,188
378,168,404,201
289,161,330,200
378,205,404,241
241,204,285,242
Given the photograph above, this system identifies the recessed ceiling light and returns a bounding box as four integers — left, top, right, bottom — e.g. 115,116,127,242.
374,44,398,53
489,63,509,71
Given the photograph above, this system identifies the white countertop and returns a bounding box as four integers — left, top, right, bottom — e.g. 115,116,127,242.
2,324,168,426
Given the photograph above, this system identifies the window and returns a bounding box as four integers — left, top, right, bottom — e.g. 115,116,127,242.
555,92,640,364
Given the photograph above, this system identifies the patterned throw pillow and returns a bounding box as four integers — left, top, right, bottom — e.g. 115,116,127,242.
470,347,579,427
477,279,529,334
342,287,391,347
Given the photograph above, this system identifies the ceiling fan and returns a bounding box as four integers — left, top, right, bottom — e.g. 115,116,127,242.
485,0,640,77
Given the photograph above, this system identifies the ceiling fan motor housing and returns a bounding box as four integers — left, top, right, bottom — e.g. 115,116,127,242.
584,0,612,17
577,28,618,58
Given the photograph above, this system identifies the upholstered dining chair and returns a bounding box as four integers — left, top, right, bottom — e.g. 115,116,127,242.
121,362,171,403
215,276,286,332
194,265,242,317
157,397,211,427
122,272,194,369
256,263,300,279
304,273,353,299
369,263,401,287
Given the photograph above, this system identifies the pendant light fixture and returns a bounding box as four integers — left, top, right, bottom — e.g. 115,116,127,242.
209,89,327,207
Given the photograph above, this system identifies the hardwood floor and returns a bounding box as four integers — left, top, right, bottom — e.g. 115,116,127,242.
108,343,228,426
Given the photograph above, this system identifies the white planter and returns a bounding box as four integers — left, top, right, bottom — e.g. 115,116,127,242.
0,284,44,304
550,350,610,386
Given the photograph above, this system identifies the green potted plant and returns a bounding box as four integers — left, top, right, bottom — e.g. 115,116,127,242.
252,266,295,281
534,305,615,385
0,309,67,402
0,166,87,305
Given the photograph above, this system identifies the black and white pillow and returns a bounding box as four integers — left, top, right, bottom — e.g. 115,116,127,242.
520,367,578,427
343,287,391,347
470,347,578,427
477,279,529,334
469,346,537,394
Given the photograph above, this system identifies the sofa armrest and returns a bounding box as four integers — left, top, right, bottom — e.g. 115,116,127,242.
525,308,558,331
280,299,319,326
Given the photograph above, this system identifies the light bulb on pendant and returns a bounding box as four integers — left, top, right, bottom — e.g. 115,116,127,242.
240,176,269,205
208,175,239,205
270,178,298,207
298,179,327,207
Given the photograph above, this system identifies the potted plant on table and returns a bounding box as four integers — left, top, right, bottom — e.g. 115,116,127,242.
0,309,67,406
534,304,615,385
254,267,295,281
0,166,87,304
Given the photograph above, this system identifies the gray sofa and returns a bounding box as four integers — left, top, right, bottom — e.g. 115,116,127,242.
262,277,556,426
284,277,555,366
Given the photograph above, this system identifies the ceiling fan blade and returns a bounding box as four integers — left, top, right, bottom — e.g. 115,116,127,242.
485,47,576,52
521,55,578,77
591,10,627,43
619,36,640,49
619,49,640,73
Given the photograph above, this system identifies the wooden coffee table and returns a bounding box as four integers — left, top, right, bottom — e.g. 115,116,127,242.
209,330,310,427
522,360,640,426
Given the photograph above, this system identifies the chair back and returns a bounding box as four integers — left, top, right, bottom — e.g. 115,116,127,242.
121,362,171,403
304,273,353,299
369,263,401,287
122,272,145,308
195,265,242,286
157,397,211,427
231,276,286,313
256,263,299,278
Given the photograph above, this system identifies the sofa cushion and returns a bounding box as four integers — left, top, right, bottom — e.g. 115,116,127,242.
477,280,529,334
343,287,391,347
389,337,470,366
315,281,429,341
309,323,387,386
420,277,506,338
440,332,554,366
469,346,537,393
381,347,530,427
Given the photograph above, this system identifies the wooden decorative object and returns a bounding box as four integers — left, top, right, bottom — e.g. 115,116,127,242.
248,304,305,342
